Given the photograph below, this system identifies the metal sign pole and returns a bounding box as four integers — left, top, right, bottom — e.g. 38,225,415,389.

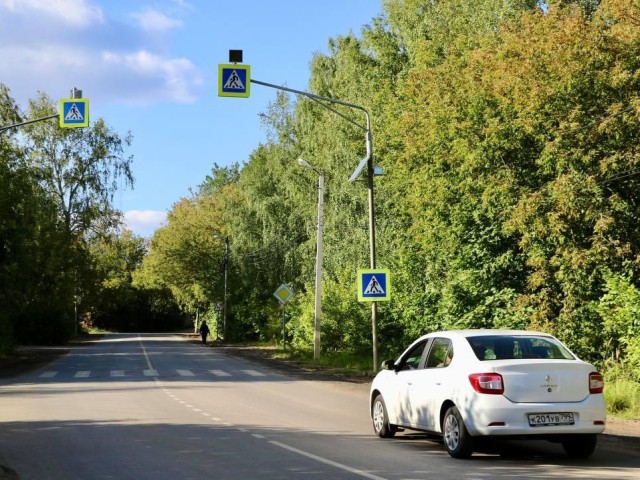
282,304,286,351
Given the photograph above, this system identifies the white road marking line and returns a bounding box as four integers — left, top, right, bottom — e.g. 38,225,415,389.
144,369,159,376
177,369,195,376
209,369,231,377
138,334,155,372
40,372,57,378
111,370,124,377
74,371,90,378
269,441,388,480
252,434,265,439
242,370,265,377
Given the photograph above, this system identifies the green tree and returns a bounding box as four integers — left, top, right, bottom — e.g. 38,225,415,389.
7,91,135,343
24,93,133,235
88,230,183,332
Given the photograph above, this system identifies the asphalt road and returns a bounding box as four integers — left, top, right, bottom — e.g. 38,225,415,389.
0,333,638,480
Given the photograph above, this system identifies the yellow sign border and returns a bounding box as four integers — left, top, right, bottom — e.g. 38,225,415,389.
218,64,250,98
357,269,391,302
59,98,89,128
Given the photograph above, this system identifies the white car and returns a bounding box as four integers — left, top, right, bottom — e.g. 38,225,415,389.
369,329,606,459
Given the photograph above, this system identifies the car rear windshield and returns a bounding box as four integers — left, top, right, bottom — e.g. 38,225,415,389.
466,335,575,361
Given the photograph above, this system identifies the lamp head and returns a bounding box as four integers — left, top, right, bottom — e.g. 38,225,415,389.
297,158,313,169
348,156,369,183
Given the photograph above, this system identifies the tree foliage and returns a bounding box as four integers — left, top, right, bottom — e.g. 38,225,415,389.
6,1,640,380
0,85,145,349
137,0,640,375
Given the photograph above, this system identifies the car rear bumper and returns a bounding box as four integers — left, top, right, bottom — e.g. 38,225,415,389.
461,395,606,437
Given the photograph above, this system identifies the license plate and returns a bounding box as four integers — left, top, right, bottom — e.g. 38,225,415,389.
528,412,574,427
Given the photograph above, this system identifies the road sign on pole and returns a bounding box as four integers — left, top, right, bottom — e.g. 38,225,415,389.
59,98,89,128
358,269,391,302
218,64,250,98
273,284,294,305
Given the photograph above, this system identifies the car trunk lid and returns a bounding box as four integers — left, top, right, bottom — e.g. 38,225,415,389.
489,360,593,403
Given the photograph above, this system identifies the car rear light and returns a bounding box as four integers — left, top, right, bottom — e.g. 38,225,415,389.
589,372,604,393
469,373,504,394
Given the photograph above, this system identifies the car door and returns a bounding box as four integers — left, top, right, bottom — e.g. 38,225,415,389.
407,337,454,430
391,339,430,427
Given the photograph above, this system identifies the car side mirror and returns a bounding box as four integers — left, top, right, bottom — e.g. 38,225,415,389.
381,359,395,371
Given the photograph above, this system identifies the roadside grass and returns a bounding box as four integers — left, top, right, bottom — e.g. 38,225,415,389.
605,377,640,419
287,349,373,373
241,342,375,373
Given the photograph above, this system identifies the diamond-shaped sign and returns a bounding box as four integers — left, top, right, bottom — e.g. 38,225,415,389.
273,284,294,305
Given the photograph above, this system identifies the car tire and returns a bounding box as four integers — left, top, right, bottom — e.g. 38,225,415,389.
562,434,598,459
443,406,474,458
372,394,397,438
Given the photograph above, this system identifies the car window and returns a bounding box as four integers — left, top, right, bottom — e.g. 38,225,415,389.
467,335,575,360
425,338,453,368
398,340,428,371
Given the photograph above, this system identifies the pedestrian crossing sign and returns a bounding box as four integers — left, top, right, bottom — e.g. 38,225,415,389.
358,269,391,302
59,98,89,128
218,64,250,97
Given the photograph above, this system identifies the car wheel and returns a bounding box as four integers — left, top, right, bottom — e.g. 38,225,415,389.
562,434,598,459
443,406,473,458
372,394,397,438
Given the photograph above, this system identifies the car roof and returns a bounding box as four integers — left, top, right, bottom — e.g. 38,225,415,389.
418,329,554,341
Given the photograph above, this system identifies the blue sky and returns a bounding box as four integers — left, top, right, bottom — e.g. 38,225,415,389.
0,0,383,236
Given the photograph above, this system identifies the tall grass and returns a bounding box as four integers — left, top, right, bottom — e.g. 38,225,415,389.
602,362,640,419
605,378,640,419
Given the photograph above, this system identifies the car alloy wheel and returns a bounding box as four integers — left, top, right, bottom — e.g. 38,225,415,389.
443,406,473,458
372,394,396,438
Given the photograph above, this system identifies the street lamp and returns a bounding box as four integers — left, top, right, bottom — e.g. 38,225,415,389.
297,158,324,360
223,235,229,340
250,77,379,369
214,235,230,340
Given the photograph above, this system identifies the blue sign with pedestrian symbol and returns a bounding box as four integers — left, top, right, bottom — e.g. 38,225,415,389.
59,98,89,128
218,64,250,98
357,269,391,302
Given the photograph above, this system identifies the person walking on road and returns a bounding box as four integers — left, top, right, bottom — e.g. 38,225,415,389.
199,321,210,346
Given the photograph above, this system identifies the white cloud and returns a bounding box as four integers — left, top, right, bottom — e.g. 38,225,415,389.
0,0,203,106
124,210,166,237
130,7,182,32
0,0,104,27
102,50,203,103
